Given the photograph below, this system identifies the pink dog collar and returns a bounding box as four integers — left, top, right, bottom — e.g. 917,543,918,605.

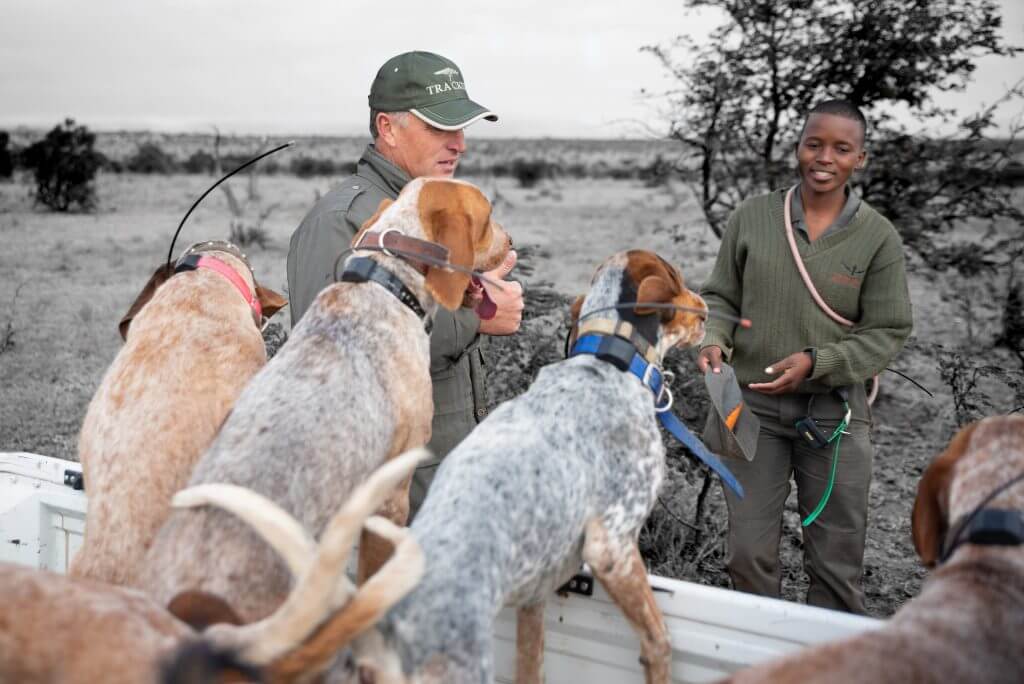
176,254,262,327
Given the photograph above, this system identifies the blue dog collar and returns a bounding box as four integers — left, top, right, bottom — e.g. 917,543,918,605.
570,333,667,405
570,332,744,498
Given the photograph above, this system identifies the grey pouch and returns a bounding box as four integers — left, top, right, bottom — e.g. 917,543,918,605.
702,363,760,462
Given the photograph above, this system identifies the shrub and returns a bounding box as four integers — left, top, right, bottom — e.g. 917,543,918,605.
184,149,216,174
98,153,122,174
510,158,550,188
228,222,270,249
639,154,675,187
290,156,338,178
0,131,12,180
126,142,178,174
262,321,288,359
21,118,102,211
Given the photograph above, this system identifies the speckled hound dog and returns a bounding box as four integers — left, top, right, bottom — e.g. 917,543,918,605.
139,178,510,632
323,250,708,684
70,241,286,587
721,414,1024,684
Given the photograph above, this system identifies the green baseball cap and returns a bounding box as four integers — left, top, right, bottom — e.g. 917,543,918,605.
369,51,498,131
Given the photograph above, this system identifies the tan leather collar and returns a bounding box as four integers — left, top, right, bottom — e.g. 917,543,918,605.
576,318,661,365
353,230,449,274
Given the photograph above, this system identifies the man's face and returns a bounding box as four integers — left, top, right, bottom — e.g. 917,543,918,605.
382,114,467,179
795,113,866,195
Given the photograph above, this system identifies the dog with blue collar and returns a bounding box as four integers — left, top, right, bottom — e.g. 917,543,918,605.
343,250,723,684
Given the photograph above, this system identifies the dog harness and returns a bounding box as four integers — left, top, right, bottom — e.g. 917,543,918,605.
939,471,1024,564
175,253,262,328
570,331,744,498
340,256,432,332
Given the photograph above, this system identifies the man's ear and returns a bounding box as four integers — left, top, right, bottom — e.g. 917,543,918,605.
255,284,288,320
118,263,174,341
855,151,868,170
351,199,395,247
635,275,676,322
376,112,399,150
419,182,475,311
911,421,979,567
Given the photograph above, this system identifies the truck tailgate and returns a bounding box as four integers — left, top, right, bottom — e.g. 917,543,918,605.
0,451,878,683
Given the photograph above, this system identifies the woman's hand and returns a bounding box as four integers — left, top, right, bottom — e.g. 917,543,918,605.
697,345,723,374
748,351,813,394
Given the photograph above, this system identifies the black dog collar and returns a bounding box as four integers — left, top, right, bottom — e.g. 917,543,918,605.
942,508,1024,561
939,471,1024,564
341,256,431,332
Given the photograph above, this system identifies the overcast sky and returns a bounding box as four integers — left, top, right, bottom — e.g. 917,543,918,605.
1,0,1022,139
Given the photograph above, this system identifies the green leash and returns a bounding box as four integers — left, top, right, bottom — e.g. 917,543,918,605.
801,404,850,527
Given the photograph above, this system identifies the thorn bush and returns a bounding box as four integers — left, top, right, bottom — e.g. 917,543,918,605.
21,118,102,212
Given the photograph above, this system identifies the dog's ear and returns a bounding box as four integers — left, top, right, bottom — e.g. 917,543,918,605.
635,275,676,322
167,590,243,631
119,263,174,341
626,250,683,322
912,421,980,567
419,181,486,311
255,283,287,321
569,295,585,327
351,198,395,247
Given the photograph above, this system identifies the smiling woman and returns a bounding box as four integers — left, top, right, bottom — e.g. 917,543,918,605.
795,105,868,240
696,98,914,616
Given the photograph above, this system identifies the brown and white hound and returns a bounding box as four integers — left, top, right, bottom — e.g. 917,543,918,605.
722,414,1024,684
71,241,286,587
138,179,509,655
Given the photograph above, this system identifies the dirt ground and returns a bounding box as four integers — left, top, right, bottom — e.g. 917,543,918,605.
1,169,1019,618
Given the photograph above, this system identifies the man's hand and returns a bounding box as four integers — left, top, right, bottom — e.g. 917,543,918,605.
697,346,724,374
478,250,523,336
748,351,813,395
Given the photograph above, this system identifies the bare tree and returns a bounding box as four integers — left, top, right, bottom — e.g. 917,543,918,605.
211,128,277,249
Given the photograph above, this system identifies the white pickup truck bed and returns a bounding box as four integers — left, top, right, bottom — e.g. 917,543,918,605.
0,451,879,683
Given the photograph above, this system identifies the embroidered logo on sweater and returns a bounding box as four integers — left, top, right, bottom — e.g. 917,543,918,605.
842,261,866,277
831,261,865,288
831,273,861,288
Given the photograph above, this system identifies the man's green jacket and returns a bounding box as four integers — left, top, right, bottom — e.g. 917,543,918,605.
286,145,487,462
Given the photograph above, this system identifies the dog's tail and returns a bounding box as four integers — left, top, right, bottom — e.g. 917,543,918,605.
170,447,429,679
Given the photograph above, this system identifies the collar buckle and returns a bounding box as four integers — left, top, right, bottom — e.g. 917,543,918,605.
652,369,674,413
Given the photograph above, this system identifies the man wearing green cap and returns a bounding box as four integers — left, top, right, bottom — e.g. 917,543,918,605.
287,51,523,519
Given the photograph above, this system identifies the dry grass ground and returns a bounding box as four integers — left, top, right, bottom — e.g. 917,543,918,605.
1,168,1019,619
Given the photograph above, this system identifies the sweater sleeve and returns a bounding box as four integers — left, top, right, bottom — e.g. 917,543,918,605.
809,235,913,386
699,211,744,361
